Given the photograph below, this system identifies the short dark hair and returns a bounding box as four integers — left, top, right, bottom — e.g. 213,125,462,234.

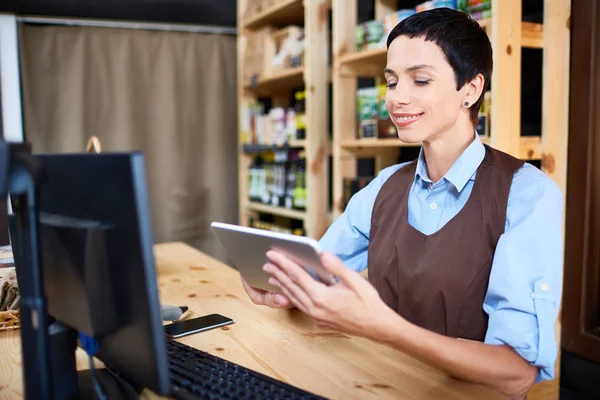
387,8,493,126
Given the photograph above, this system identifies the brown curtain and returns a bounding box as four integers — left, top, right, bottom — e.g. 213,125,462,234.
18,23,238,263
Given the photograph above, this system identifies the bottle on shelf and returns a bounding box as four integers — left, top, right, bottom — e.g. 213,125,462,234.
285,150,298,209
248,155,265,203
293,151,307,210
294,90,306,140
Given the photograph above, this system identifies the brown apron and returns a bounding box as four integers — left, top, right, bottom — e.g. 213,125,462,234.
368,145,524,341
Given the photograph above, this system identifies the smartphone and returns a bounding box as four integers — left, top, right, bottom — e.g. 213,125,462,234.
164,314,233,338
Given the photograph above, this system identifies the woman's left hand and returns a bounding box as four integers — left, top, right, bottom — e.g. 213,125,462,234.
262,250,397,339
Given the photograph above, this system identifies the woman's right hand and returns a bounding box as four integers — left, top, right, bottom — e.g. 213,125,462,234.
240,276,295,309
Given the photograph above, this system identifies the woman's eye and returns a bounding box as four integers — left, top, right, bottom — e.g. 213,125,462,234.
386,82,397,89
415,80,430,86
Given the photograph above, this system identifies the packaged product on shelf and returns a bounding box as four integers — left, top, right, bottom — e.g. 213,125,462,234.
269,150,288,207
356,20,384,51
270,26,305,71
342,176,374,210
382,13,398,44
286,108,296,143
269,107,286,146
459,0,491,19
291,220,305,236
292,152,307,210
468,9,492,20
355,23,366,52
381,9,416,46
416,1,435,12
241,100,251,144
250,217,305,236
433,0,457,9
294,90,306,140
241,100,262,144
357,87,378,139
377,84,398,139
256,114,267,145
477,90,491,137
248,156,265,202
459,0,491,12
284,150,298,209
458,0,490,9
365,20,384,49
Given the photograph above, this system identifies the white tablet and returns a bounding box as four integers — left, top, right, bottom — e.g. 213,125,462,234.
210,221,336,293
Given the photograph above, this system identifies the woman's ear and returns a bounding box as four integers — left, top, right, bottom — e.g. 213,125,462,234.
462,73,485,109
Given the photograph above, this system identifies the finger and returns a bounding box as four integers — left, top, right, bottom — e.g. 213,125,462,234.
277,284,309,315
267,278,299,309
263,262,314,312
240,276,265,305
266,251,326,296
320,252,362,292
262,289,293,308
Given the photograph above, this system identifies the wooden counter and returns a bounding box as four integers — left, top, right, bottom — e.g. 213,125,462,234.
0,242,557,399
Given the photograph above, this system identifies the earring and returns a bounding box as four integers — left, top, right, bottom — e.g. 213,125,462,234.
464,101,469,107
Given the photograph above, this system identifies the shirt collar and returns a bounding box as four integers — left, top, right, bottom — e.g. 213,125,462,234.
415,132,485,193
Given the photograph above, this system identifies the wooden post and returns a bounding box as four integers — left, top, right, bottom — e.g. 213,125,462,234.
332,0,358,220
304,0,330,239
542,0,572,386
542,0,571,195
490,0,522,156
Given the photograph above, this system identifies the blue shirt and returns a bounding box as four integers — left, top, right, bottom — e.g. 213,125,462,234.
319,133,563,383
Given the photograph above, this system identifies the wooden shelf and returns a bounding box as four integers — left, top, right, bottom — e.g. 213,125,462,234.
338,46,386,68
521,22,543,49
243,67,304,96
340,138,420,148
245,202,306,221
243,0,304,30
338,20,543,70
242,140,306,153
339,136,540,160
238,0,330,239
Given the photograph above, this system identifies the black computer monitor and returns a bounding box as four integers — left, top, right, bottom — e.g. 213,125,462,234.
12,151,172,398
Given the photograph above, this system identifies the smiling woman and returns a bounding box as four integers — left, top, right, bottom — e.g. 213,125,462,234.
240,7,564,400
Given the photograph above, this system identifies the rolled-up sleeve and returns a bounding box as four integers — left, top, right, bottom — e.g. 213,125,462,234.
483,167,563,383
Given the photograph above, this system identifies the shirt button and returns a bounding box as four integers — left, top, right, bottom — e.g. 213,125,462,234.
541,283,549,292
430,202,437,210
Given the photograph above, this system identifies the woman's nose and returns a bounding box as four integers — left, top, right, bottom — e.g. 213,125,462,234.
387,89,411,106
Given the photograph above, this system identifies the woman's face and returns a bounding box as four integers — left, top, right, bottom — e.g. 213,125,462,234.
384,35,471,144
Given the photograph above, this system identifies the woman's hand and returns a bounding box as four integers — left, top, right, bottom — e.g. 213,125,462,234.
262,250,397,338
240,276,295,309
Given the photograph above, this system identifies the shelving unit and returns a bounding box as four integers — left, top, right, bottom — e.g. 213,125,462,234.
237,0,331,239
331,0,570,219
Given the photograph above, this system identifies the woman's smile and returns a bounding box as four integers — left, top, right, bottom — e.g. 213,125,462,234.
393,112,424,127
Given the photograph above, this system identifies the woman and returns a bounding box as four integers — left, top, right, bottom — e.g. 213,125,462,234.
240,8,562,399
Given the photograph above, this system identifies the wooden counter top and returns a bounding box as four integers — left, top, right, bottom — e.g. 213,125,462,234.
0,242,557,399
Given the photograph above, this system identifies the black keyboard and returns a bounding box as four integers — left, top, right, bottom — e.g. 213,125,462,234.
166,338,327,400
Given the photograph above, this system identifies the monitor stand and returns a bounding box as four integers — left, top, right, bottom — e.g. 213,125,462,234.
49,320,142,400
77,369,141,400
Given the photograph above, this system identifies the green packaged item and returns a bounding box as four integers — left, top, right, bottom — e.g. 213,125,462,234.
365,20,384,49
377,85,397,139
357,87,378,139
355,24,366,51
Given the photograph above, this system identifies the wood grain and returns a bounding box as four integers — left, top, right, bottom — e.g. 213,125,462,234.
0,243,558,399
491,0,522,157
